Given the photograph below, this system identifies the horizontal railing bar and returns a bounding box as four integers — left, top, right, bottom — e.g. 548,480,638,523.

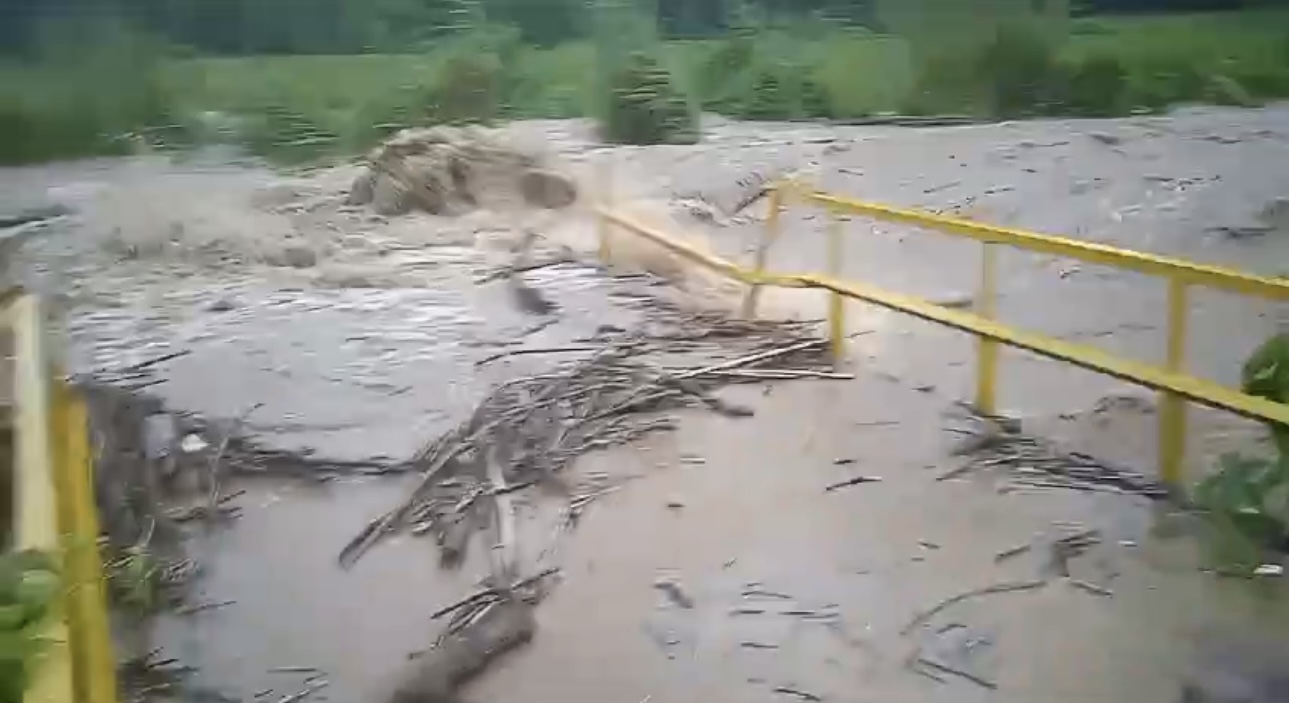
598,207,1289,427
794,188,1289,302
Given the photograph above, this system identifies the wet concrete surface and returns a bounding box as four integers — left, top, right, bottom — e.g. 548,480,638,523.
4,106,1289,701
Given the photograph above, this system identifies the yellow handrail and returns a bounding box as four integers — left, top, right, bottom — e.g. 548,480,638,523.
7,292,119,703
787,184,1289,484
798,186,1289,301
596,191,1289,487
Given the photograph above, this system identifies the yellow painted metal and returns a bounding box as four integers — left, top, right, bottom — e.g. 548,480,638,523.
1159,280,1189,485
975,243,1000,415
9,294,74,703
740,187,783,318
6,292,118,703
826,211,846,364
596,206,1289,432
57,386,119,703
599,209,753,281
804,190,1289,302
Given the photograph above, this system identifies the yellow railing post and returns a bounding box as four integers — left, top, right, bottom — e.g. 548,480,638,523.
975,243,1000,414
826,209,846,365
10,294,75,703
1159,278,1189,486
597,159,614,263
55,384,120,703
740,186,783,319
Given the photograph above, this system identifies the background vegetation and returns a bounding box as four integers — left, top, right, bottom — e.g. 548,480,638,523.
0,0,1288,162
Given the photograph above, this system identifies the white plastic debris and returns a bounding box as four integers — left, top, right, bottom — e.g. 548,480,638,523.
180,434,209,454
1253,564,1283,577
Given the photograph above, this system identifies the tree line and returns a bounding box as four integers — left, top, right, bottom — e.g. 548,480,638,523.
0,0,1269,56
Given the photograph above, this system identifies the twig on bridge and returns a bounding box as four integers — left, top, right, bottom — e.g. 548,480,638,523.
429,567,561,621
824,476,882,492
475,345,605,367
915,656,998,689
901,580,1047,635
206,402,263,517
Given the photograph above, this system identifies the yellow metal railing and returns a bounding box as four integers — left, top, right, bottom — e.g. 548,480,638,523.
8,293,119,703
595,182,1289,487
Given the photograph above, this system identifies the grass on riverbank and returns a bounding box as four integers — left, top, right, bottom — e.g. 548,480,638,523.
1,9,1288,164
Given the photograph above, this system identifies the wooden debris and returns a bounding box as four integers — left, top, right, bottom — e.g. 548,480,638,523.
174,599,236,616
428,568,560,621
945,407,1166,498
916,657,998,689
388,601,536,703
207,402,263,517
901,580,1047,635
654,578,695,609
1068,578,1113,597
476,345,605,367
341,317,832,570
824,476,882,492
994,543,1031,563
772,686,824,702
275,680,328,703
325,313,836,701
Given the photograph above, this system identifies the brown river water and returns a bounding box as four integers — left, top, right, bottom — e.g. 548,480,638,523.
4,105,1289,702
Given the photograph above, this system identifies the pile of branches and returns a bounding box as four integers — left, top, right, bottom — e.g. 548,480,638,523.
338,313,837,702
945,409,1168,499
339,317,835,571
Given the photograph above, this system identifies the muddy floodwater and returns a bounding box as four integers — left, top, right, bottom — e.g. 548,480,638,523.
4,105,1289,702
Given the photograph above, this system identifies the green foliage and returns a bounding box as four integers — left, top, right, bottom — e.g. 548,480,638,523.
427,51,504,124
1204,73,1256,106
8,8,1289,165
1127,56,1210,109
696,32,758,99
1195,454,1289,558
1242,333,1289,455
1191,333,1289,572
1064,53,1129,115
105,544,163,614
976,23,1064,117
600,51,697,145
240,103,340,164
695,32,834,120
0,17,177,165
0,550,60,703
902,51,983,115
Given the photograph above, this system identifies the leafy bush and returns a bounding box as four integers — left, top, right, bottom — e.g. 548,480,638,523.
0,17,177,165
0,550,60,703
1203,73,1255,107
240,102,339,163
696,33,758,100
903,51,983,115
427,51,504,124
976,22,1063,118
600,51,696,145
1064,54,1128,116
695,33,833,120
1125,56,1207,110
1194,453,1289,569
1192,333,1289,571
